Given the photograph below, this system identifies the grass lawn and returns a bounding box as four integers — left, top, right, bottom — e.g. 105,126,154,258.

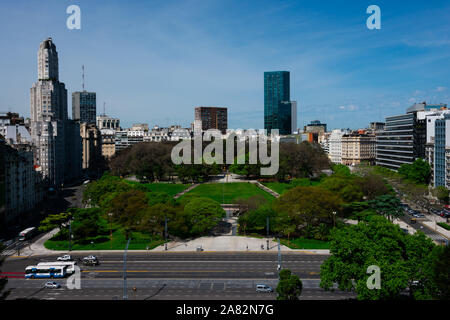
437,222,450,231
44,219,165,250
125,181,189,197
280,238,330,249
263,180,321,195
179,182,275,204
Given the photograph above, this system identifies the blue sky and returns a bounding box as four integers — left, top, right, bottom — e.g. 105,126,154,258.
0,0,449,130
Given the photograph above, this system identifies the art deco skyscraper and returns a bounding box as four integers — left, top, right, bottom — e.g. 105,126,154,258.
30,38,81,186
30,38,68,122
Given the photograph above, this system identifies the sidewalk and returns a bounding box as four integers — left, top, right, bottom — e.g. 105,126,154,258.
151,236,329,254
10,233,329,257
8,228,59,258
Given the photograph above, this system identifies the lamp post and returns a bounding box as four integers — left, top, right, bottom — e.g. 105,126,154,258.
123,238,131,300
108,213,113,249
69,219,72,252
332,211,337,228
164,216,168,251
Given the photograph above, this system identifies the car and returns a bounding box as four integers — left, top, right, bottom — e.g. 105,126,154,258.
82,256,99,266
430,209,440,216
57,254,72,261
256,284,273,293
45,281,61,289
440,211,450,218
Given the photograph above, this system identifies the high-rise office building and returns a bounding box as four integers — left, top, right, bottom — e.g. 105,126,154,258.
376,102,446,171
30,38,81,186
72,91,96,124
264,71,293,135
194,107,227,134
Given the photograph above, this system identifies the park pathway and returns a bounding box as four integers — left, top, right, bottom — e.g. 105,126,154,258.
252,181,280,198
173,183,200,199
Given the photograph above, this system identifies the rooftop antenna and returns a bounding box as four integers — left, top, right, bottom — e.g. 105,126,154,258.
103,102,106,116
82,65,85,91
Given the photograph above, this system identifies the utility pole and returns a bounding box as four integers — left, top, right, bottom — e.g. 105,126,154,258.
266,216,270,250
123,238,131,300
108,213,113,249
277,238,281,273
164,217,168,251
69,219,72,252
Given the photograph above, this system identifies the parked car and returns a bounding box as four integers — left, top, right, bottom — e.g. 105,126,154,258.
45,281,61,288
440,211,450,218
57,254,72,261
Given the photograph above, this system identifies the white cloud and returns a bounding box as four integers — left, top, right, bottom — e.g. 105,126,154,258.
339,104,358,111
436,86,447,92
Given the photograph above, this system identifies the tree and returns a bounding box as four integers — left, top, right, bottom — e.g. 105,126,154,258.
369,194,403,222
425,244,450,299
237,204,277,235
183,197,226,237
320,175,364,203
276,269,303,300
320,215,436,300
71,208,107,243
433,186,449,204
355,174,390,200
274,186,342,239
332,164,351,176
109,189,148,229
39,212,72,233
398,159,431,184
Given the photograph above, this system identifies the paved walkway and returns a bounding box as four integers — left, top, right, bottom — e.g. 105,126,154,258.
173,183,199,199
253,181,280,198
151,236,329,254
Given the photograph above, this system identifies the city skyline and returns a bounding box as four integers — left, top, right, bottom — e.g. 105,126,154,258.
0,0,449,130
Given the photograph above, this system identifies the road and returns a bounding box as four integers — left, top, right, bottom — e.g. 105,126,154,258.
1,252,355,300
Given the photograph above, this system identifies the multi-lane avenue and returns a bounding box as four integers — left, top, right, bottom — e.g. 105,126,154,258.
1,252,355,300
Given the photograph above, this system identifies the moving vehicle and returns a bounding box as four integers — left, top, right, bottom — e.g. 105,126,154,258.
82,256,99,266
18,227,37,241
37,261,77,274
25,265,68,278
45,281,61,288
256,284,273,293
57,254,72,261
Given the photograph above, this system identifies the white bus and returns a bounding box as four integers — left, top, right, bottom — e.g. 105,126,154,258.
37,261,77,275
25,265,68,279
18,227,37,241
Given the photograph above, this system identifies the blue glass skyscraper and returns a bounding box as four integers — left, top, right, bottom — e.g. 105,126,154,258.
264,71,291,135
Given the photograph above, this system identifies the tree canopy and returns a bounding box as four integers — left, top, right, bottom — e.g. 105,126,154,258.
320,215,438,300
276,269,303,300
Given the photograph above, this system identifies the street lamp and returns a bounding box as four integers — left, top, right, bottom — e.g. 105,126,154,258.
332,211,337,228
69,219,72,252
